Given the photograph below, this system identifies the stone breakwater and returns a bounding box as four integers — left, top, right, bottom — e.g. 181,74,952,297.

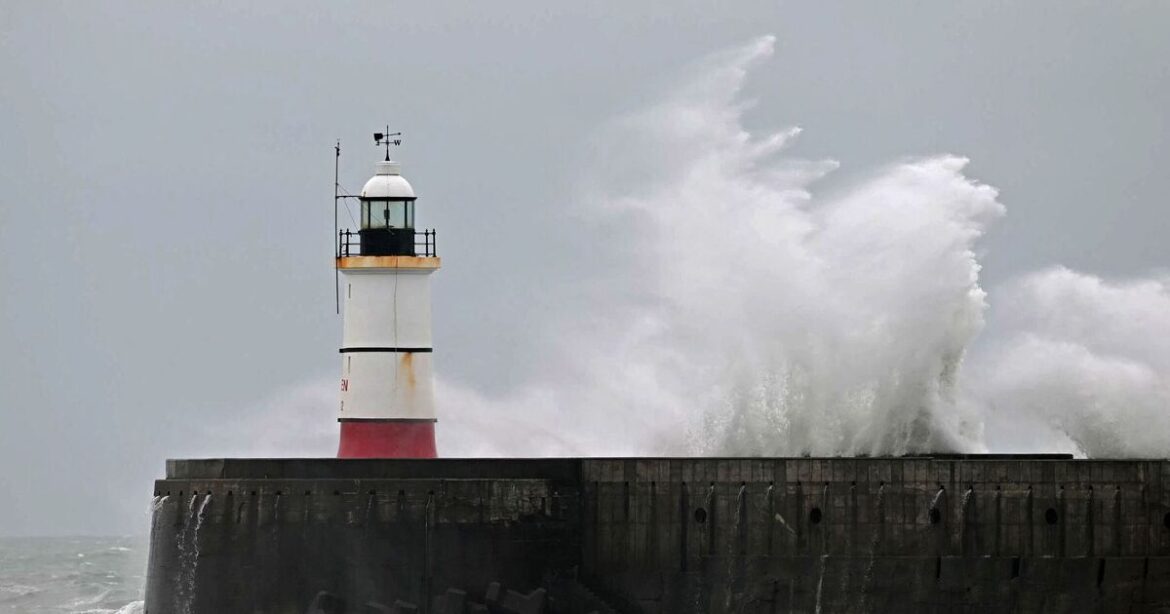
145,456,1170,613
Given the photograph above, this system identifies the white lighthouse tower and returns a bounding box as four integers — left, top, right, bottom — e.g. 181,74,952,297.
336,135,440,458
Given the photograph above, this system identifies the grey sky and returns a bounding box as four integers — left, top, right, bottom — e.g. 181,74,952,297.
2,2,1168,536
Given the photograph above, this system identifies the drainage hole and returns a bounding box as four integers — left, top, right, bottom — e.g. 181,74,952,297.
1045,508,1059,525
929,508,942,525
809,507,823,525
693,508,707,524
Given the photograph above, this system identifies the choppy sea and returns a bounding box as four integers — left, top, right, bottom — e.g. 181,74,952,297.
0,537,145,614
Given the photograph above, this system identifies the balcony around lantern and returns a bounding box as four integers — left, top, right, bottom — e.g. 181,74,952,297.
337,228,437,258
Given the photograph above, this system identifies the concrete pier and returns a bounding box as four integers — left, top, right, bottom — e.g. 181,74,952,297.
144,456,1170,613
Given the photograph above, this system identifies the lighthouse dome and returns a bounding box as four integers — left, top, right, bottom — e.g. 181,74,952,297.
360,161,415,199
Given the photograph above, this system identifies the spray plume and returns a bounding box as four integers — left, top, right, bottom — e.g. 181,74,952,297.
440,35,1001,457
213,35,1169,460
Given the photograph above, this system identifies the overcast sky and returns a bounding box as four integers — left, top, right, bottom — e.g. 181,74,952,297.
2,2,1168,536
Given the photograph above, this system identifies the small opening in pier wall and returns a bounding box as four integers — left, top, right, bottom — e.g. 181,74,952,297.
929,508,941,525
693,508,707,524
1045,508,1059,525
809,507,822,525
1163,512,1170,530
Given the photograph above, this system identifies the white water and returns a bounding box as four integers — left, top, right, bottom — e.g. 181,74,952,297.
435,35,1170,459
929,488,945,512
438,35,999,457
206,35,1170,461
972,267,1170,456
174,494,210,614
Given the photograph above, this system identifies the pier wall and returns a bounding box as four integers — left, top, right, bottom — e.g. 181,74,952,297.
581,458,1170,612
144,457,1170,613
146,459,580,613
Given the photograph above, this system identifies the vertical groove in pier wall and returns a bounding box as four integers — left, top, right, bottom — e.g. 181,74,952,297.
144,457,1170,613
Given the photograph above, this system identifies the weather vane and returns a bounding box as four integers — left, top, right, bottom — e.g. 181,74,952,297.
373,126,402,161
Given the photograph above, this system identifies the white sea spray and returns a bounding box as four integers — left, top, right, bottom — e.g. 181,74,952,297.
210,35,1170,461
438,36,1000,457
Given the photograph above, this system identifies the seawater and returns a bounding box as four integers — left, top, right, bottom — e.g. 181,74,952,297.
0,536,144,614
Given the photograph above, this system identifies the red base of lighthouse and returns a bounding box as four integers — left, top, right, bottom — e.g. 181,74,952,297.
337,420,437,458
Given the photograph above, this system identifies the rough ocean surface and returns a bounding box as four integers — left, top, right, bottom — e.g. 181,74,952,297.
0,537,145,614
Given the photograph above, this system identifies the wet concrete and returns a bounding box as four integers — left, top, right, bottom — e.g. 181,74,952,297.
144,456,1170,613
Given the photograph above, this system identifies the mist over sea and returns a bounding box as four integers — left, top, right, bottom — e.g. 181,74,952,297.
0,537,145,614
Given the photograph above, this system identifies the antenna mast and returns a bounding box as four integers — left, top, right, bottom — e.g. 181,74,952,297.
334,140,341,314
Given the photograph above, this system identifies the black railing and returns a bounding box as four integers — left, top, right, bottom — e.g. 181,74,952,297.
416,229,436,257
337,229,437,258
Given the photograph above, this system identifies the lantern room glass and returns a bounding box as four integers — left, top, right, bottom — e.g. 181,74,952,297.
360,199,415,230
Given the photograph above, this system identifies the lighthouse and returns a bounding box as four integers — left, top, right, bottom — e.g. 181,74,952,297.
336,139,440,458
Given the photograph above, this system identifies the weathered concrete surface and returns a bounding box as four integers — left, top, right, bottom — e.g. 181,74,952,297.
144,457,1170,613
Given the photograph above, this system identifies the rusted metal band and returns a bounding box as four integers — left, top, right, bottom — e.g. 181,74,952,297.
337,255,441,269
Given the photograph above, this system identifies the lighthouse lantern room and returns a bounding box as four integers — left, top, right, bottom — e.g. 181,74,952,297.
335,134,440,458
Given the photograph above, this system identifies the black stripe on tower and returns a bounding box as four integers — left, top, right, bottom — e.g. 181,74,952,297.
338,418,438,423
339,347,433,353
